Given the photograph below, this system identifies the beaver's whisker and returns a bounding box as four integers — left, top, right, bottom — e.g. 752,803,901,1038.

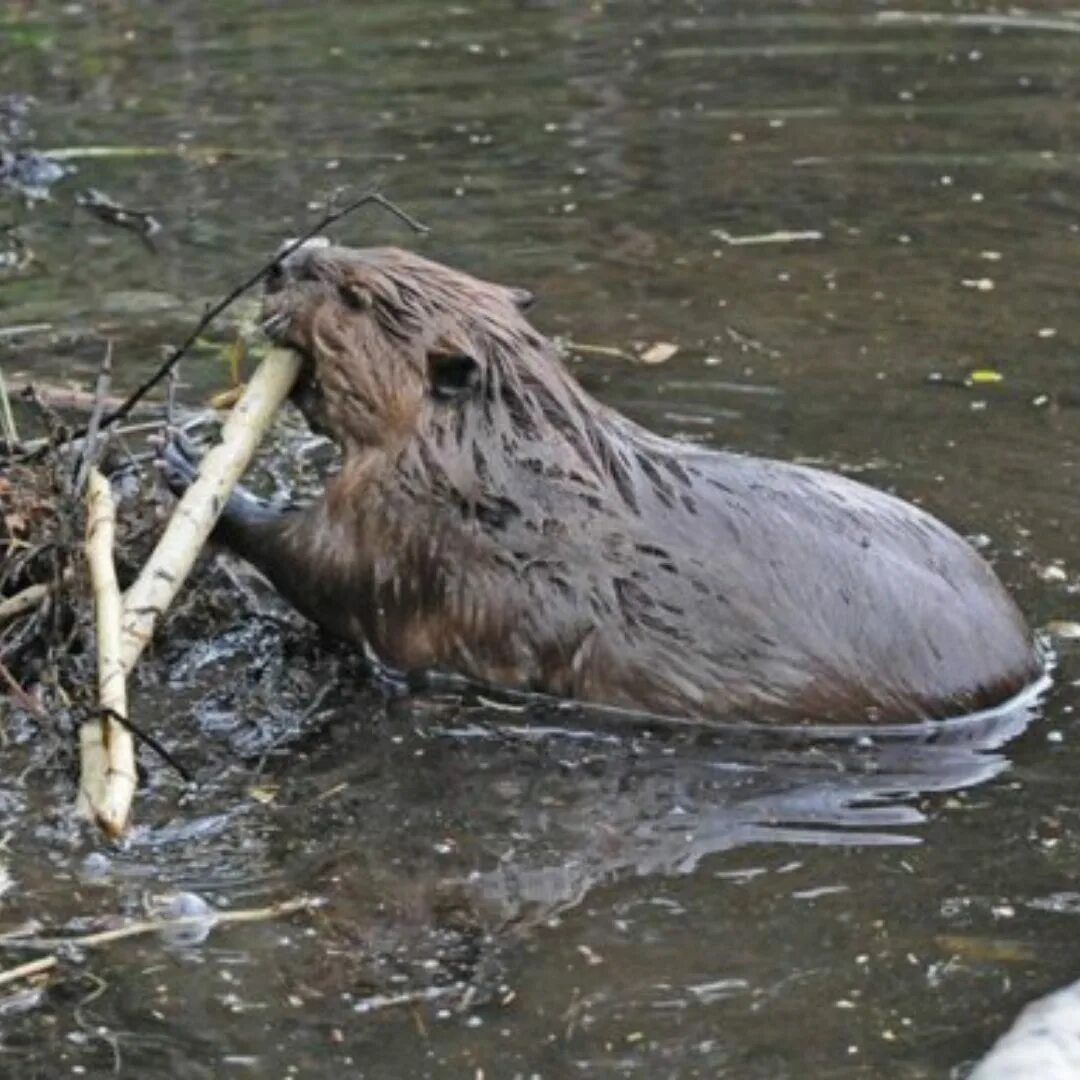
260,311,292,338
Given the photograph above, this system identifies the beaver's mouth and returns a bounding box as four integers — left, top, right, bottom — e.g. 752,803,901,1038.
289,356,332,437
260,235,339,361
260,263,334,357
259,280,297,344
258,286,329,433
260,288,323,412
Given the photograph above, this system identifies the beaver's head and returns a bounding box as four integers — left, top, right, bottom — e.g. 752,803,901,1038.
262,242,540,451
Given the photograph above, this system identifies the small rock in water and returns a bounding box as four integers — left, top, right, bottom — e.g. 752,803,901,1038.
79,852,111,883
1038,564,1068,584
0,149,69,201
155,891,216,946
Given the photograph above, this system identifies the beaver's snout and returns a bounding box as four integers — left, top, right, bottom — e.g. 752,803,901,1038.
261,238,339,345
265,236,333,294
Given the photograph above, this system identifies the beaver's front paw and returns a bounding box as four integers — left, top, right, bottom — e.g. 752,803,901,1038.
157,430,286,532
157,431,202,499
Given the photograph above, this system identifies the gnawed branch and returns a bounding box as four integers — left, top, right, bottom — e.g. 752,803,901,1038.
118,347,301,674
76,468,135,837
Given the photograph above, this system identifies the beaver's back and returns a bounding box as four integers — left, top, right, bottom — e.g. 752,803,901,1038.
531,441,1042,723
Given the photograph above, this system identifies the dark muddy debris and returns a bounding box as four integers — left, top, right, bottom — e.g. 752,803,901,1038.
0,384,340,763
0,95,34,145
0,148,69,203
0,223,35,273
0,95,68,204
75,188,162,250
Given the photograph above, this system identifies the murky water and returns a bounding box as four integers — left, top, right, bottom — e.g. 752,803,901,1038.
2,1,1079,1076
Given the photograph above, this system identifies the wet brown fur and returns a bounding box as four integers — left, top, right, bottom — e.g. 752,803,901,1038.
220,243,1042,725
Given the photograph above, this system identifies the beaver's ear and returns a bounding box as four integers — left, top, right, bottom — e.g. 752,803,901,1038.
428,352,480,401
508,287,536,311
338,281,372,311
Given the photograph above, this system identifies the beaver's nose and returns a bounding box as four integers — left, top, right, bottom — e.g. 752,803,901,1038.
265,236,331,291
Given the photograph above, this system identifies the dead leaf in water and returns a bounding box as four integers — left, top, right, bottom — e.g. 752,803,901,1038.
935,934,1035,963
222,336,247,386
640,342,679,365
208,384,245,410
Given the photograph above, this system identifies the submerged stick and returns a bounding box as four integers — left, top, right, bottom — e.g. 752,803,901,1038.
0,896,319,986
118,347,301,673
76,468,136,838
3,895,320,952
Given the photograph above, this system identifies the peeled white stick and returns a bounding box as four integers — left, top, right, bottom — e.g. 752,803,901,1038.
119,347,301,673
0,583,49,626
76,468,136,837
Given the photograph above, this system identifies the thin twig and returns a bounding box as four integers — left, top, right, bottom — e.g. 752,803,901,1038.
565,341,639,364
165,363,179,428
18,385,71,465
93,190,428,434
72,971,121,1075
0,367,18,447
0,897,320,989
6,420,178,460
352,985,460,1015
0,658,50,721
0,597,51,668
101,706,192,783
73,342,113,496
711,227,823,246
0,955,58,988
6,379,160,417
0,896,321,952
0,583,49,626
0,323,52,339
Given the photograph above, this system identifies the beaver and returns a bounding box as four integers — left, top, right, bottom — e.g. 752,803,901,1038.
163,242,1043,725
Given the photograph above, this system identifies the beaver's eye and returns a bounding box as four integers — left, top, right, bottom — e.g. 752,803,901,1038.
338,282,372,310
428,352,479,401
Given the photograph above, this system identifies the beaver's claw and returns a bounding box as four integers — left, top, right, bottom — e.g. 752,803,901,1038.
157,430,287,532
157,430,202,498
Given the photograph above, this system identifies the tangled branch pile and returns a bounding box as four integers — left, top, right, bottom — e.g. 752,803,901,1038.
1,443,89,719
1,190,425,839
1,350,300,837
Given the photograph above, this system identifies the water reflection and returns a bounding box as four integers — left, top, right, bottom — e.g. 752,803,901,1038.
408,680,1052,916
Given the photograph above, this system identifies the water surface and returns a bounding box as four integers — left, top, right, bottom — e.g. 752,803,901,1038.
1,2,1079,1077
